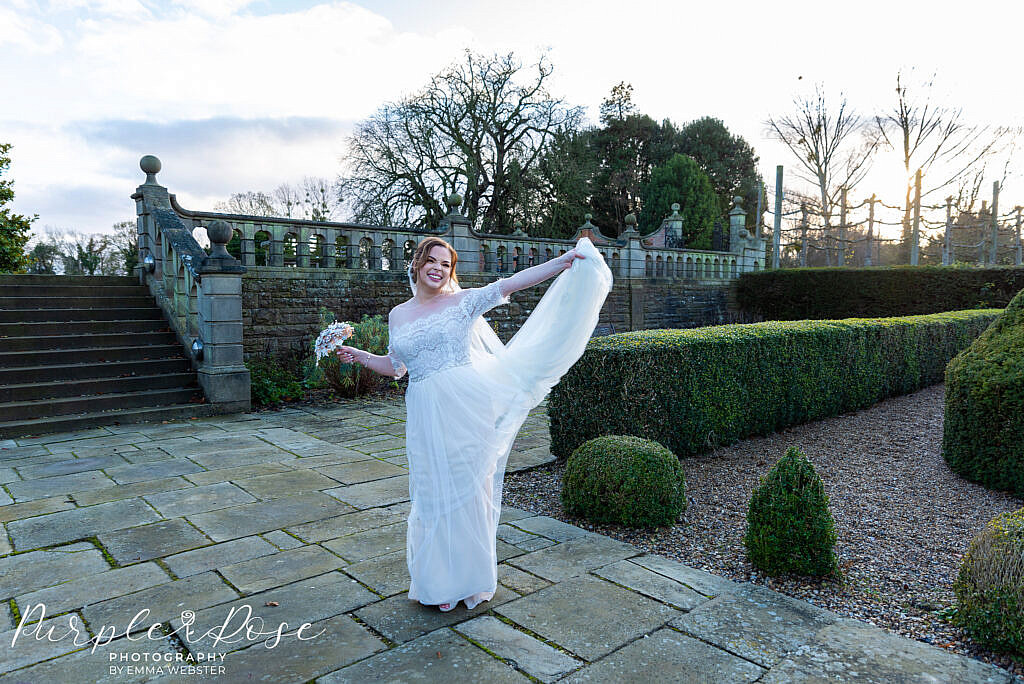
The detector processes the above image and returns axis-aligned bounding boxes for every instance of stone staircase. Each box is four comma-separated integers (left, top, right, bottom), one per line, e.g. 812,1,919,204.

0,274,212,438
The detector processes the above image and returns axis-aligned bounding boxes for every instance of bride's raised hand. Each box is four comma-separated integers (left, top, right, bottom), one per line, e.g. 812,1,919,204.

335,345,363,364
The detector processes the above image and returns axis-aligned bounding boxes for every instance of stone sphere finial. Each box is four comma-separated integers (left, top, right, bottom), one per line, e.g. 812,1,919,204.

671,203,680,212
624,213,637,227
732,195,743,206
446,193,463,211
584,213,593,222
140,155,161,184
206,220,233,259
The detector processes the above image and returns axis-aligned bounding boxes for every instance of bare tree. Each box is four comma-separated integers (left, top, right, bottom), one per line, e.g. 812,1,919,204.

213,191,277,217
342,50,583,231
299,176,340,222
766,83,879,265
875,70,1013,261
272,183,302,218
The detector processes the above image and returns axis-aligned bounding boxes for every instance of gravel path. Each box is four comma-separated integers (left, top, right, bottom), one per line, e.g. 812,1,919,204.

503,384,1024,679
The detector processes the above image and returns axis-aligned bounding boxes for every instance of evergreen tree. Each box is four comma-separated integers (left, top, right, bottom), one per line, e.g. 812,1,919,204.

0,143,36,273
638,154,719,248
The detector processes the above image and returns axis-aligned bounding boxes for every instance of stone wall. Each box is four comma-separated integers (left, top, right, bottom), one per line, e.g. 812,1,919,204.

242,267,739,358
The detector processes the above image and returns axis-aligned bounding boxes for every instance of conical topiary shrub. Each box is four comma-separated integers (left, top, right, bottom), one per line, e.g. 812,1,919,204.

561,435,686,528
953,508,1024,658
744,447,838,577
943,287,1024,495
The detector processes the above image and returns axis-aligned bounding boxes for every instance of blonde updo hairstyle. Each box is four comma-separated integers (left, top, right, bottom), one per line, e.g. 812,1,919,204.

409,237,459,288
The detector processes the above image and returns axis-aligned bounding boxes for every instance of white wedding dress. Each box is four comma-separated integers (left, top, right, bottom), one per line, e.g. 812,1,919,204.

386,237,613,609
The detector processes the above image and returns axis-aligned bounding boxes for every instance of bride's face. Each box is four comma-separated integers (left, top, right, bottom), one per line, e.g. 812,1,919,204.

417,245,453,293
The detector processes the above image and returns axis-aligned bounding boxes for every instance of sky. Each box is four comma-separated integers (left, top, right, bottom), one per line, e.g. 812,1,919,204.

4,0,1024,241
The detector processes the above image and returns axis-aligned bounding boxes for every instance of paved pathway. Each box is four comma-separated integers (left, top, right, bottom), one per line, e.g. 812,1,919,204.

0,401,1014,683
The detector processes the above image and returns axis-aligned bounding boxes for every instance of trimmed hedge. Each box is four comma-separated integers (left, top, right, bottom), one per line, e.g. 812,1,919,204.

736,266,1024,320
943,288,1024,495
744,447,838,577
549,309,1000,461
561,435,686,528
953,508,1024,657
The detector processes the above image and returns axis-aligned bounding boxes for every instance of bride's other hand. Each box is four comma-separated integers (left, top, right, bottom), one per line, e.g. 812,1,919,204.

560,249,585,269
336,346,362,364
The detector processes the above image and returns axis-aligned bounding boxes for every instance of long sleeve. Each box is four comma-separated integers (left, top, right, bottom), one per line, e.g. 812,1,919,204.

386,324,407,380
463,278,511,319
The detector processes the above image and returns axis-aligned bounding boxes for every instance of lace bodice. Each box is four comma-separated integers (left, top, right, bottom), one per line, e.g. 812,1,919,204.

387,278,510,382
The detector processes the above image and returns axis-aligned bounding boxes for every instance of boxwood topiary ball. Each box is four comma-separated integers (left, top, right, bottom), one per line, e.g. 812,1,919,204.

943,287,1024,496
561,435,686,528
953,508,1024,657
744,447,838,577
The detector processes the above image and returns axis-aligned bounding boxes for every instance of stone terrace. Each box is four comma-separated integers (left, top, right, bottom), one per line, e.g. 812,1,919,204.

0,403,1014,683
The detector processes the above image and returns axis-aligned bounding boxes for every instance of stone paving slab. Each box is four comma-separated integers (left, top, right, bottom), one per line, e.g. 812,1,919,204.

218,544,346,594
183,461,293,486
7,497,161,550
325,474,410,509
143,481,256,517
497,574,680,661
317,458,407,484
155,613,384,684
511,515,592,541
169,571,378,656
186,492,354,541
81,571,238,638
342,549,410,596
0,490,11,506
233,468,341,499
593,559,709,612
455,614,583,682
760,618,1015,684
631,552,738,598
508,533,639,582
0,533,11,557
104,458,205,484
0,634,179,684
73,475,193,507
15,454,128,479
6,469,116,501
186,447,296,470
354,586,518,644
286,506,406,543
261,529,303,549
562,627,766,683
671,583,838,668
322,521,406,562
0,546,110,598
16,561,169,618
163,536,279,578
497,563,551,595
323,624,527,683
0,466,17,483
0,614,95,675
97,517,211,564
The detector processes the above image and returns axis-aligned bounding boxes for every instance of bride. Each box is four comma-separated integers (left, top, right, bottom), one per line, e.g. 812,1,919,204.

335,235,612,611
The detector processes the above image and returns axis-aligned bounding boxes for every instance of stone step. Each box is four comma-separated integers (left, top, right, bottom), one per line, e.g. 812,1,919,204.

0,331,179,352
0,358,192,385
0,284,150,297
0,295,155,309
0,372,198,403
0,274,138,286
0,307,164,323
0,402,219,439
0,387,204,421
0,319,169,337
0,344,184,369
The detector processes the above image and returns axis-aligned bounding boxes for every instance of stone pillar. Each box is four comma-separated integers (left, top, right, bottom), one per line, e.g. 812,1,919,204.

443,194,478,275
196,220,250,412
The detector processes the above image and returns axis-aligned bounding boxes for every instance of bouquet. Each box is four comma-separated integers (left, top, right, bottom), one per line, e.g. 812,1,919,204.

313,321,355,361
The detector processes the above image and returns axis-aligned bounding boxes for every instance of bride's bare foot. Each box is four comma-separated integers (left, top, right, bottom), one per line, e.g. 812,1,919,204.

438,602,454,612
